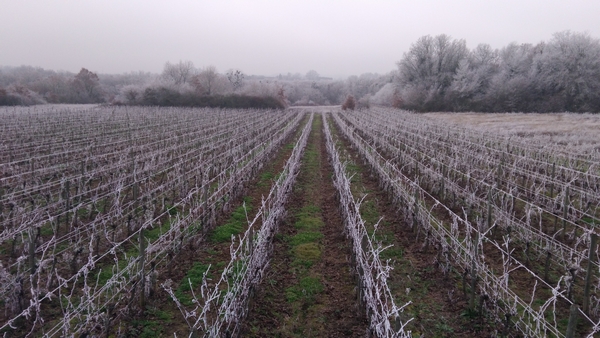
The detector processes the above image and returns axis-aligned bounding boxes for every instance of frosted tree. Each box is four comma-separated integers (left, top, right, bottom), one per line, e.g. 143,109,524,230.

162,60,196,85
446,44,498,111
483,43,540,111
72,68,103,103
533,31,600,112
396,34,468,110
226,69,245,92
194,66,228,95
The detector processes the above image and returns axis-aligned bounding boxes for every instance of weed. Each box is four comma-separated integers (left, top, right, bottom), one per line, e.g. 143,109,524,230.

288,232,323,246
211,200,252,243
291,244,321,271
380,247,404,260
166,205,178,216
176,262,210,305
285,276,323,303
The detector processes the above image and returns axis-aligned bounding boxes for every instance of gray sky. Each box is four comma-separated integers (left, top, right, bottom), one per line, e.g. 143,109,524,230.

1,0,599,79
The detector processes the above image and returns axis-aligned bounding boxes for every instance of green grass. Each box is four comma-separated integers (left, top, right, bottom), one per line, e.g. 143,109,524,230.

380,247,404,260
130,318,165,338
292,243,322,269
288,231,323,246
175,262,211,306
40,223,55,236
258,171,274,187
143,220,172,242
166,205,178,216
95,258,130,286
289,204,323,269
211,198,252,243
285,276,323,303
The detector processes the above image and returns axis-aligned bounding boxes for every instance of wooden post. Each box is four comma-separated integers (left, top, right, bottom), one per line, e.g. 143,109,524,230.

549,163,556,199
496,158,503,188
412,189,419,233
139,230,146,309
583,234,598,314
470,235,479,310
0,189,4,224
29,228,36,274
440,164,445,201
133,181,139,217
544,250,552,283
562,186,570,242
64,180,71,231
502,312,511,337
565,304,578,338
414,160,419,182
248,228,254,254
487,190,493,232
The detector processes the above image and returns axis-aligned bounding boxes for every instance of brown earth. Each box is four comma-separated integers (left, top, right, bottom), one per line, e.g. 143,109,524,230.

328,115,496,337
123,116,308,337
242,113,368,337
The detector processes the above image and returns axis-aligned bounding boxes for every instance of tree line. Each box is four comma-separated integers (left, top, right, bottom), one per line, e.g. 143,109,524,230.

2,30,598,112
396,31,600,113
0,61,396,109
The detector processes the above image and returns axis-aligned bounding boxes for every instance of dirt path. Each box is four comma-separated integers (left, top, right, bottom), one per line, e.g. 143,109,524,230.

243,113,367,337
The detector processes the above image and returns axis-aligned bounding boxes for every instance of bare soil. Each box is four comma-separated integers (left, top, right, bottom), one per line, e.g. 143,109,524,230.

242,114,368,337
329,115,497,337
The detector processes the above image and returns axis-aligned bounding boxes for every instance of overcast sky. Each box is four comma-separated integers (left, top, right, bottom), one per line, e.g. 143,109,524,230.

1,0,599,79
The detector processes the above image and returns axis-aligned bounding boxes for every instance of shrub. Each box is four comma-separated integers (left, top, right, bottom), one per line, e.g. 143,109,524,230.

341,95,356,110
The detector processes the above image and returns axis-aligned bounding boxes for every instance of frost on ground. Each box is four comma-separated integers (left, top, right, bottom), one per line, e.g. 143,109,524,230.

424,112,600,159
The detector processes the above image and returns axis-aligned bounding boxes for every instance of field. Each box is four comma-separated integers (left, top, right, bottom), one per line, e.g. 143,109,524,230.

1,106,599,337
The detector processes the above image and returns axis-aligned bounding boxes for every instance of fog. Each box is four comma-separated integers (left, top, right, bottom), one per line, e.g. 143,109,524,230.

1,0,600,78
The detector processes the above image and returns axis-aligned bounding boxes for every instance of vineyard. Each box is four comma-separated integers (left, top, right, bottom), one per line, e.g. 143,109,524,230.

1,105,599,337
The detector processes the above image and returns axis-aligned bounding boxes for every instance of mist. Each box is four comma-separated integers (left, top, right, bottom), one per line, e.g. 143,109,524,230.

2,0,600,78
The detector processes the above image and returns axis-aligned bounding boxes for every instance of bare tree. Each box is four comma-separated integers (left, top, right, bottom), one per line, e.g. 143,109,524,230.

397,34,468,110
72,68,102,103
196,66,219,95
226,69,245,92
162,60,195,85
305,70,320,80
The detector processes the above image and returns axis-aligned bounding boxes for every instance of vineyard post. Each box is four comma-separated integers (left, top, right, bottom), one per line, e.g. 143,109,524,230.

248,228,254,254
487,190,493,232
65,180,71,232
549,163,556,199
562,186,570,242
440,164,446,201
104,303,114,338
29,227,36,274
565,304,578,338
0,188,3,224
470,234,479,310
496,158,503,188
568,266,577,301
414,160,419,182
394,315,403,333
11,235,17,259
79,160,85,203
502,313,511,337
583,233,597,314
544,249,552,282
139,230,146,309
412,189,419,233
